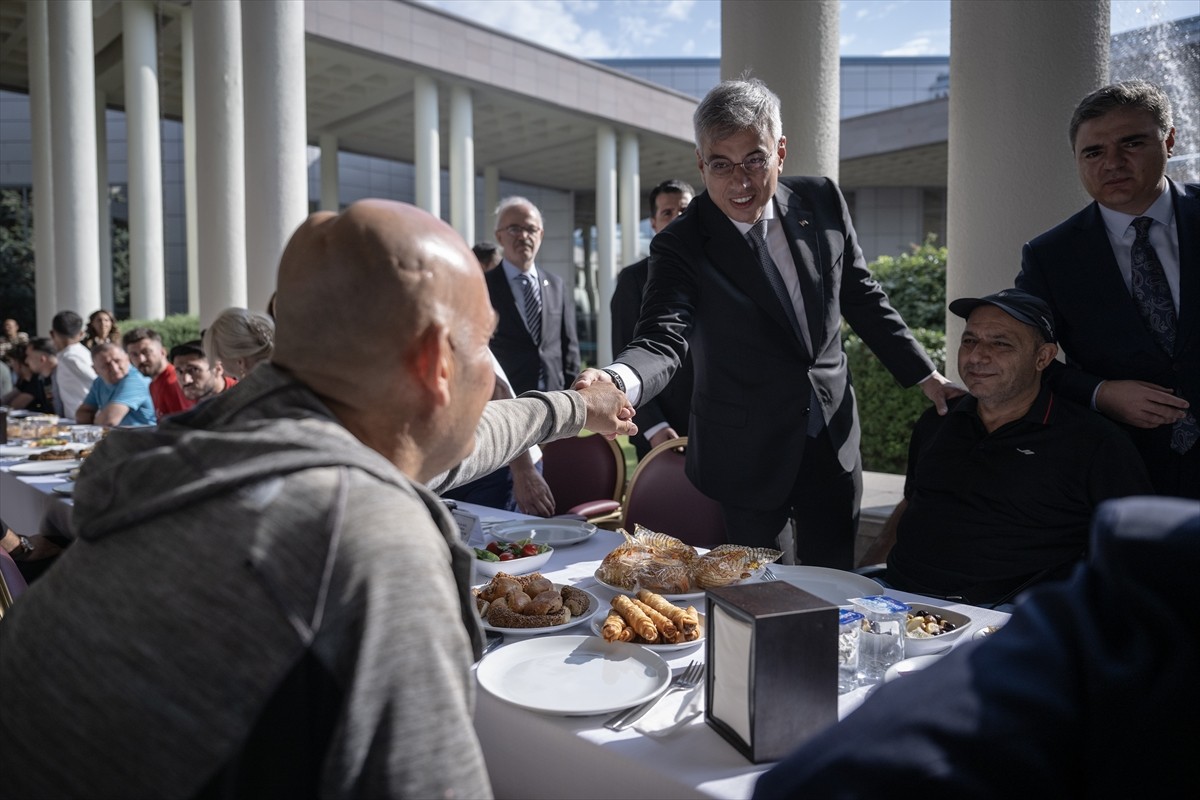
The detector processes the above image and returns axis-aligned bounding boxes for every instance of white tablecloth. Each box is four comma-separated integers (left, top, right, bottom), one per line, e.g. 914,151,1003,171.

459,502,1012,800
0,455,73,534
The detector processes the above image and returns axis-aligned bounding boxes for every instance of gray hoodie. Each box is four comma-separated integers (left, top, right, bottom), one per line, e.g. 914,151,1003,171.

0,364,586,799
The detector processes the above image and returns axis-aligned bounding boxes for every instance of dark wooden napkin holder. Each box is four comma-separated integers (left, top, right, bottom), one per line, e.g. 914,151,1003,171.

704,581,837,763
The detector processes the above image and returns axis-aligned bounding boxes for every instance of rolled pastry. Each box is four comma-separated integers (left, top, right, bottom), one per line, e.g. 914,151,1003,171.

631,598,679,643
601,611,634,643
636,590,696,639
612,595,658,642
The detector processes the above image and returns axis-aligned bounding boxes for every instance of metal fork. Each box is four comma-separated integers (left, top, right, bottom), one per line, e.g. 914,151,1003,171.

604,660,704,731
761,567,778,581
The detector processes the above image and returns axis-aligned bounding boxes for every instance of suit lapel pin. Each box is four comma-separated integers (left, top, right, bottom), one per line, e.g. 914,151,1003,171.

799,220,810,228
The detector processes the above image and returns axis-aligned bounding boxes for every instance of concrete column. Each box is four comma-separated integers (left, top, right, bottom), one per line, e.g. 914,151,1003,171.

123,0,166,320
619,131,640,266
413,75,440,217
946,0,1108,378
27,0,55,332
449,85,475,244
483,165,499,238
96,90,112,313
595,125,618,366
721,0,839,178
181,6,199,316
319,132,339,211
193,0,247,324
47,0,101,316
242,0,308,313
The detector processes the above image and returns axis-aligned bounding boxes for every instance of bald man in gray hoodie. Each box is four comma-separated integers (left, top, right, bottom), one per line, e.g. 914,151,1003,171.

0,200,635,799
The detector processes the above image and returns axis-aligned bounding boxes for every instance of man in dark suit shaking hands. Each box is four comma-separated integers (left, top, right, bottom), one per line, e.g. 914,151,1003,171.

487,197,581,394
578,78,961,568
1017,81,1198,499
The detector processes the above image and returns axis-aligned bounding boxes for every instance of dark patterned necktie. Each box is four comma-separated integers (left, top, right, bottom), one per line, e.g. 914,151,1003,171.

747,221,823,436
520,273,542,345
747,221,802,339
1130,216,1197,454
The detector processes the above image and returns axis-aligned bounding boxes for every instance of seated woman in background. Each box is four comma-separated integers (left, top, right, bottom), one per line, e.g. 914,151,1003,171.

83,309,120,351
203,307,275,381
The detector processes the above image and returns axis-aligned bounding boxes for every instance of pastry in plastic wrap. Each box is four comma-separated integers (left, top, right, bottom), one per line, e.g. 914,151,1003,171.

693,544,783,589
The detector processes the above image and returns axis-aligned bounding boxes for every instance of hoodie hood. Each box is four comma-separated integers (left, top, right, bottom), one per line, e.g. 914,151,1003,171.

73,364,409,542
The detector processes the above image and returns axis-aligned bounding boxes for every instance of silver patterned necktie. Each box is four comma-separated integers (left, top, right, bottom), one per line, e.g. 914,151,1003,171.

520,272,542,345
1130,216,1197,454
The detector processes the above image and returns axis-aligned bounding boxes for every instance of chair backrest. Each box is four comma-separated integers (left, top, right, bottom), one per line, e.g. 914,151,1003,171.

621,437,727,549
540,434,626,517
0,548,28,618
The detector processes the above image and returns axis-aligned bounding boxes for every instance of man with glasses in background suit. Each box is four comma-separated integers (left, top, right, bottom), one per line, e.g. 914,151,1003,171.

486,197,581,395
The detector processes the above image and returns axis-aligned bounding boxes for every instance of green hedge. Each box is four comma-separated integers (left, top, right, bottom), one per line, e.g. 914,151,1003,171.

867,234,947,330
117,314,201,351
846,326,946,475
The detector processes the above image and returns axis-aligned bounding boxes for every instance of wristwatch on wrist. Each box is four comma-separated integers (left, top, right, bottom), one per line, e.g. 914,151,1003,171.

601,368,626,393
12,534,35,560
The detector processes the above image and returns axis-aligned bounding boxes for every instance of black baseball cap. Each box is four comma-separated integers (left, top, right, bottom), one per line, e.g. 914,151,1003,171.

949,289,1057,343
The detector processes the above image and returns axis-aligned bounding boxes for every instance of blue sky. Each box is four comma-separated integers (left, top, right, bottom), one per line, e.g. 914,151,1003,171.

417,0,1198,58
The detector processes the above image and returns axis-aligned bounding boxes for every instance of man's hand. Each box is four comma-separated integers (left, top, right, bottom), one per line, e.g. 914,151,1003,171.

648,427,681,448
573,367,611,391
1096,379,1189,428
576,380,637,439
920,371,967,415
510,457,556,517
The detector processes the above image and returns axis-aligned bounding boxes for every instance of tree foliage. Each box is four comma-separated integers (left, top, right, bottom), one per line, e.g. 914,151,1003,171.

0,188,36,330
868,234,947,332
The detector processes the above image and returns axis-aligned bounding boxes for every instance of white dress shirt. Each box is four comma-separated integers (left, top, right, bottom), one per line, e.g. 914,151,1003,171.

53,341,97,419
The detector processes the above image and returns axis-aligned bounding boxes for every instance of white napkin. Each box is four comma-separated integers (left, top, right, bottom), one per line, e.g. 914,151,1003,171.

632,686,705,738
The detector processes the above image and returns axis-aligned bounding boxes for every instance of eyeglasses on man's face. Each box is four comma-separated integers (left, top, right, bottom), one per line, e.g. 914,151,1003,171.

702,152,773,178
501,224,542,238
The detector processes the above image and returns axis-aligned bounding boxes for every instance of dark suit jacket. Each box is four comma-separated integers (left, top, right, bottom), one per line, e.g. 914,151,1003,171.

617,177,934,509
485,265,580,394
610,256,693,458
1017,179,1199,490
754,495,1200,799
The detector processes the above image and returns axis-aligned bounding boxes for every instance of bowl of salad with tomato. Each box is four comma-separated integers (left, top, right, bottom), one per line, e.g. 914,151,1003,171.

472,538,554,577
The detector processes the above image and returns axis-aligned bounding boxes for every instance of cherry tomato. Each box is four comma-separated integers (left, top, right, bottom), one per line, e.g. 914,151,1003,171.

486,541,502,555
498,552,515,561
521,543,541,557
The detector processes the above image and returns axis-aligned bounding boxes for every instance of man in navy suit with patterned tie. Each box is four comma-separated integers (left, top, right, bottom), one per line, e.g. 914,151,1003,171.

485,197,580,395
1017,80,1199,499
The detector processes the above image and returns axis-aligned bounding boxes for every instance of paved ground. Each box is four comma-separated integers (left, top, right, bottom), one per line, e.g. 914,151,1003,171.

857,470,905,567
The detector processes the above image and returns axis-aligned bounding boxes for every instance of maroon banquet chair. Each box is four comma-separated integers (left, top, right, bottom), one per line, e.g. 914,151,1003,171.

620,437,727,549
539,433,626,526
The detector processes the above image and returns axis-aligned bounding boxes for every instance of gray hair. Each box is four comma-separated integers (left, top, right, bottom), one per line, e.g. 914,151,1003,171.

1069,80,1173,150
202,307,275,373
494,196,543,226
693,78,782,150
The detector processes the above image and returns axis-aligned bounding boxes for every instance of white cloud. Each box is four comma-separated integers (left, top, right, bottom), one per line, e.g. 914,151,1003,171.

618,14,672,51
882,36,934,56
664,0,697,22
856,8,869,20
681,38,696,54
419,0,620,57
840,34,857,48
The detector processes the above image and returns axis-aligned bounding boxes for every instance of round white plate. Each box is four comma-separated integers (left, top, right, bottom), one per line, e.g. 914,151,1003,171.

53,482,75,495
9,459,83,475
476,634,671,715
591,569,762,601
489,519,598,547
884,654,945,682
590,610,705,650
476,586,602,636
767,565,884,605
1,444,47,457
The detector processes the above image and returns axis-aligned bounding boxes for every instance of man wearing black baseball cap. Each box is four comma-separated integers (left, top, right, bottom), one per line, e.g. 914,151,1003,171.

870,288,1152,606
